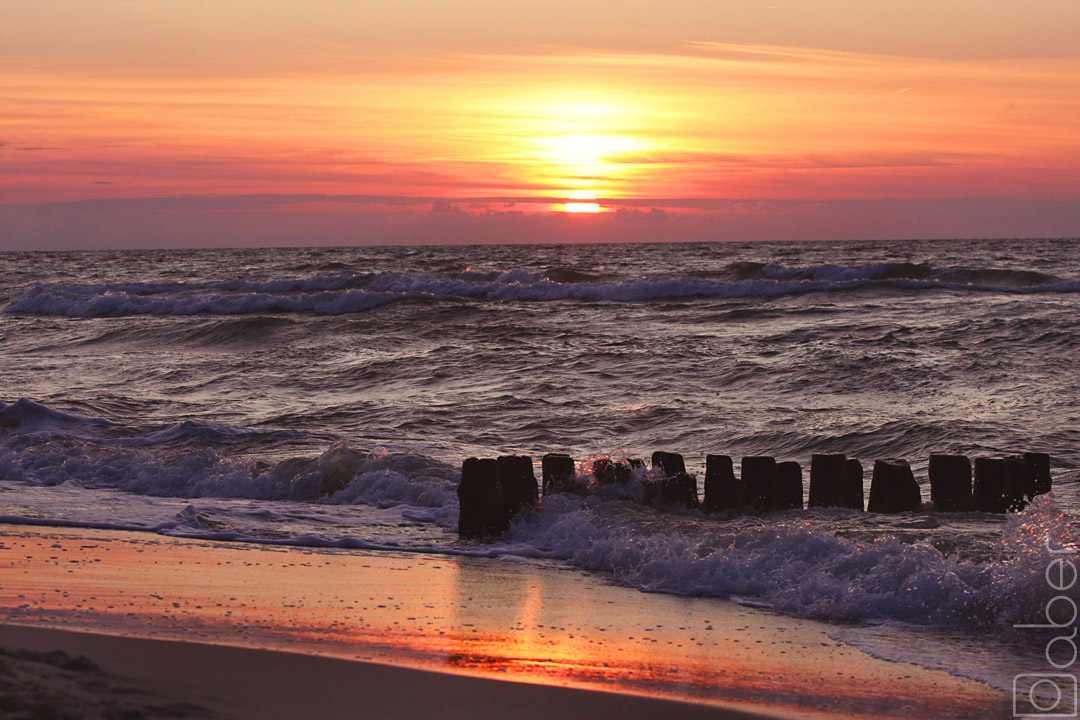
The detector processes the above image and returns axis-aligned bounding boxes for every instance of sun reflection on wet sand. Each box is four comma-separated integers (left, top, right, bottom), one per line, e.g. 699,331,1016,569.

0,525,1010,719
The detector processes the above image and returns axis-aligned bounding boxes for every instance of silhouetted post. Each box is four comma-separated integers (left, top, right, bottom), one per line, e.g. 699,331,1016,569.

773,461,803,510
458,457,504,539
742,456,777,512
1005,456,1029,512
615,458,644,484
845,459,864,511
542,453,576,496
651,451,697,508
704,454,741,512
973,458,1010,513
593,458,616,484
928,454,972,512
809,454,847,508
1024,452,1053,498
867,459,920,513
652,451,686,477
498,455,538,525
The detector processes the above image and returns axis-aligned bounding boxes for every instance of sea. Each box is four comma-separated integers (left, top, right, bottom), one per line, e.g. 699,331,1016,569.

1,238,1078,704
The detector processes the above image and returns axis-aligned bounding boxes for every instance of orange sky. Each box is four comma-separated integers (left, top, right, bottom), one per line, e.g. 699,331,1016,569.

1,1,1078,247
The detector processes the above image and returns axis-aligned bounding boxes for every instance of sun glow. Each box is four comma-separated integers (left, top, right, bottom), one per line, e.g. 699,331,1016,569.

534,131,648,200
561,191,601,213
540,133,643,175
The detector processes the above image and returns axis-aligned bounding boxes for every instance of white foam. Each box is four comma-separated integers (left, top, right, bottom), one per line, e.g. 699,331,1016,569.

3,398,1076,632
7,264,1078,317
496,493,1077,628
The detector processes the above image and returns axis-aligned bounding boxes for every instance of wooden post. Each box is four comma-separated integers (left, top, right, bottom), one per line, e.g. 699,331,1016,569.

845,459,864,511
541,453,576,496
973,458,1010,513
457,457,504,539
497,455,538,526
867,459,920,513
742,456,777,512
1005,456,1029,512
928,454,972,512
1024,452,1053,498
809,453,847,508
773,461,803,510
703,454,741,512
651,451,698,508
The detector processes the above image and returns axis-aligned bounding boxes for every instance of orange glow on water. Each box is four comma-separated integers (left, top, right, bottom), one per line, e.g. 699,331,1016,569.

0,527,1009,718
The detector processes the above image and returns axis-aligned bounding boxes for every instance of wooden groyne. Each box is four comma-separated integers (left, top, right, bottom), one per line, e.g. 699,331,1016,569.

457,450,1053,539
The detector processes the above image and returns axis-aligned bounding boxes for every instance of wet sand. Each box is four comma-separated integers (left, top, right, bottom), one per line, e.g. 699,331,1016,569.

0,524,1012,719
0,623,772,720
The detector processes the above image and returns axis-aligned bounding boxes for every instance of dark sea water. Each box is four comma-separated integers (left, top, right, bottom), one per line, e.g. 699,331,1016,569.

1,238,1078,699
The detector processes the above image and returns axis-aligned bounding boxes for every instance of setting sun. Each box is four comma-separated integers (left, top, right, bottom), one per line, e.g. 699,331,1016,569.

561,191,601,213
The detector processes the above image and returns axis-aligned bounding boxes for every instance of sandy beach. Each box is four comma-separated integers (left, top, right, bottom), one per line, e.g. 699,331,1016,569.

0,523,1012,719
1,623,770,720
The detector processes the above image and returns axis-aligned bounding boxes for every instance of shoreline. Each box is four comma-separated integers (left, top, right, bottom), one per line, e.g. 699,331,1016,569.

0,522,1012,719
0,623,769,720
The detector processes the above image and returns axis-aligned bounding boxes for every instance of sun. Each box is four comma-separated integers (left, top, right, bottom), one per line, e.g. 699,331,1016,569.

536,133,644,212
561,191,600,213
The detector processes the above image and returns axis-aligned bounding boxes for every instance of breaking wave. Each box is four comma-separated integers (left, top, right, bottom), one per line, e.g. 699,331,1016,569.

2,397,1075,632
5,261,1078,317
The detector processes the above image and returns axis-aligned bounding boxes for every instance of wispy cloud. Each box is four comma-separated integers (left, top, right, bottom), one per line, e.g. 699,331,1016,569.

679,41,881,66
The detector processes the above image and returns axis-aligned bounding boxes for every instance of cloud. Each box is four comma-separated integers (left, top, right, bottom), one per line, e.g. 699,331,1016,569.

681,42,880,66
1,194,1077,251
613,207,668,222
19,146,61,151
431,198,465,215
608,150,955,170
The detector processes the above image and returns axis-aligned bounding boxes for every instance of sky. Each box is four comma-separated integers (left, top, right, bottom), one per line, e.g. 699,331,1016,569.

1,0,1078,249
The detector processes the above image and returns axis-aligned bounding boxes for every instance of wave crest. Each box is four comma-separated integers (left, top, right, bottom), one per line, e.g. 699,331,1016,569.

5,261,1077,317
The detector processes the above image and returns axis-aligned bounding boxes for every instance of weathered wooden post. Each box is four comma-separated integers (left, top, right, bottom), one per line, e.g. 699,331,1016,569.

651,451,698,508
1005,456,1029,512
741,456,777,512
845,458,864,511
498,455,538,525
773,461,803,510
867,459,921,513
928,454,972,512
809,453,847,508
541,452,576,496
703,454,741,511
592,457,615,485
652,451,686,477
458,457,504,539
972,458,1010,513
616,458,644,484
1024,452,1053,498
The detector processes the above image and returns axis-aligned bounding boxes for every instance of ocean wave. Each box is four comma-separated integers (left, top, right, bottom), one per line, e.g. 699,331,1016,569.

5,261,1078,317
0,398,458,509
3,398,1076,630
0,397,117,434
500,492,1075,628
